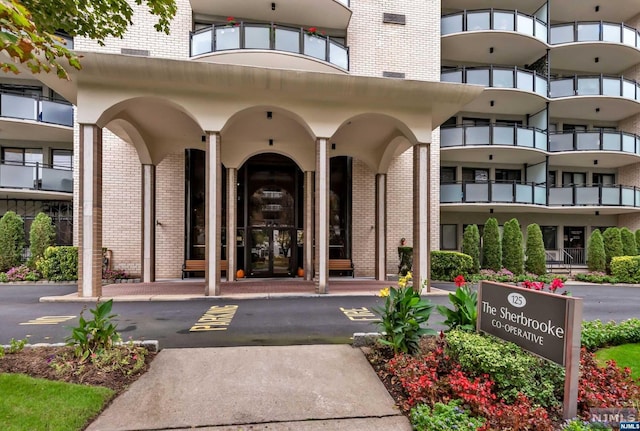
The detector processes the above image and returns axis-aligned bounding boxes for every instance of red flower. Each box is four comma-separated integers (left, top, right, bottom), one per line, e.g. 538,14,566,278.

308,27,317,33
454,274,466,288
550,278,564,293
226,16,238,26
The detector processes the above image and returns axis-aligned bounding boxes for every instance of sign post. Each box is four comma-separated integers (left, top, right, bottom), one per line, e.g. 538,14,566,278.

477,281,583,419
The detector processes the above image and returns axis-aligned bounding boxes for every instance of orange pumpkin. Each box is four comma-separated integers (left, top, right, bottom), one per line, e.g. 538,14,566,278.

236,269,245,279
297,267,304,277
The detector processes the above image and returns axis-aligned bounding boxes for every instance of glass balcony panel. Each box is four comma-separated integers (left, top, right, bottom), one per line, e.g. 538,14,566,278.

493,69,514,88
516,127,534,148
535,130,547,150
602,187,621,205
441,70,462,83
466,183,489,201
516,14,534,36
516,70,533,91
602,24,621,43
441,184,463,203
275,28,300,53
465,126,490,145
549,187,572,205
577,23,600,41
493,11,515,31
550,25,574,44
534,75,547,96
622,134,636,153
441,14,463,35
215,27,240,51
602,132,621,151
622,80,636,99
441,127,463,147
304,34,327,60
494,126,515,145
636,190,640,206
466,69,490,86
515,184,533,203
191,29,212,55
622,187,635,206
549,133,573,151
576,187,599,205
1,94,37,120
41,168,73,192
602,78,621,96
623,27,636,46
329,42,348,69
40,101,73,126
534,21,547,42
493,183,514,202
550,79,574,97
576,132,600,150
577,77,600,95
534,185,546,204
0,164,35,189
467,12,490,31
245,26,271,49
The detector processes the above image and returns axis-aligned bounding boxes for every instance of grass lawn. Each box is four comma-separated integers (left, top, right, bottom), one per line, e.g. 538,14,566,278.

0,373,114,431
595,343,640,381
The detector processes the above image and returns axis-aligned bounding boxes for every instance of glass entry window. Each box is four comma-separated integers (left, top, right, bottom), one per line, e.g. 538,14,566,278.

250,228,294,276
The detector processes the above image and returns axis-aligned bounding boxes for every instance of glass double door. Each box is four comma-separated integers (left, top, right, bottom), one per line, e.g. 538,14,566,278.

249,227,295,276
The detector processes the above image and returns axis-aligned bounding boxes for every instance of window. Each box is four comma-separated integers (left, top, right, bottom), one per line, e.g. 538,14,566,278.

1,148,43,166
442,116,457,127
462,117,490,126
592,173,614,186
462,168,488,183
548,171,557,187
563,124,587,132
440,224,457,250
540,226,557,249
495,169,522,183
563,172,586,186
440,167,456,183
52,150,72,170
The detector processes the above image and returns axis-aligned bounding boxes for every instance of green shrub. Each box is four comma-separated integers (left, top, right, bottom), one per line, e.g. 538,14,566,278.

603,227,623,272
621,227,637,256
636,229,640,255
587,229,606,273
502,218,524,275
574,271,617,284
462,224,480,274
398,246,412,276
610,255,640,283
482,218,501,271
0,211,25,272
28,212,56,268
36,246,78,281
562,419,612,430
67,299,121,360
431,251,473,281
581,318,640,351
411,401,485,431
445,330,564,407
525,223,546,275
437,280,477,332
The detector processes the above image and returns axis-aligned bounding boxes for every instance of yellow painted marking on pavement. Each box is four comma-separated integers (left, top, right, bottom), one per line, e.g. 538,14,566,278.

190,305,238,332
340,307,379,321
20,316,76,325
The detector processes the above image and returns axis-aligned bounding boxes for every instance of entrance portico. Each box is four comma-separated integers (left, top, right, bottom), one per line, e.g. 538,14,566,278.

48,52,482,297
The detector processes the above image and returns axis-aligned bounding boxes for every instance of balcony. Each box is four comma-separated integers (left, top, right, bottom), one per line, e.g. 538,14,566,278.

550,21,640,74
549,130,640,167
0,162,73,197
0,90,73,127
549,184,640,209
441,66,547,114
549,75,640,121
190,22,348,73
441,181,546,205
441,9,548,65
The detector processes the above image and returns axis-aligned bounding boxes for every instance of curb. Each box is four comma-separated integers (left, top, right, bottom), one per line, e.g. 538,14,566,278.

352,332,382,347
1,340,160,353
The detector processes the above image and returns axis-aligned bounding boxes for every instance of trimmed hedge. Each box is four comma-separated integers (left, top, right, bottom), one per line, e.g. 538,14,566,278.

431,251,473,281
603,227,623,272
581,318,640,351
586,229,606,273
482,218,501,271
525,223,546,275
610,255,640,283
0,211,25,272
28,212,56,268
621,227,637,256
462,224,480,274
36,246,78,281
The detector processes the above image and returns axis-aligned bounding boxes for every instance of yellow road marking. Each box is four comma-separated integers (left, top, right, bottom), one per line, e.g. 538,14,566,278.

190,305,238,332
20,316,76,325
340,307,379,321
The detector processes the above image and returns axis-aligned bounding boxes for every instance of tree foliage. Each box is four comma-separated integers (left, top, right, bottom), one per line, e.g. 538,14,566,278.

0,211,25,271
603,227,623,272
502,218,524,275
620,227,637,256
0,0,176,79
462,224,480,274
587,229,606,272
525,223,546,276
482,218,501,271
28,212,56,267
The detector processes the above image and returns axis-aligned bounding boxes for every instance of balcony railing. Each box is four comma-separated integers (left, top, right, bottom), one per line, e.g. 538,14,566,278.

441,124,547,151
550,75,640,100
0,162,73,194
441,66,547,97
549,130,640,155
190,22,349,70
441,9,548,42
441,181,547,205
0,90,73,127
549,184,640,207
550,21,640,48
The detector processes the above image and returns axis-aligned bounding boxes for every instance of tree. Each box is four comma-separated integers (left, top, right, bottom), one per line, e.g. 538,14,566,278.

525,223,546,275
462,224,480,274
0,0,176,79
587,229,606,272
0,211,25,271
620,227,637,256
636,229,640,255
602,227,623,272
28,212,56,267
482,218,501,272
502,218,524,275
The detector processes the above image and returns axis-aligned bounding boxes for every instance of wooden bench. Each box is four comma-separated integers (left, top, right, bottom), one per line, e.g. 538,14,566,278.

329,259,355,277
182,260,228,279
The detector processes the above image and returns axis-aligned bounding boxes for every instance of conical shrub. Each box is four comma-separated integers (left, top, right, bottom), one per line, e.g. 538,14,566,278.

603,227,623,272
525,223,546,275
620,227,637,256
0,211,25,272
462,224,480,274
502,218,524,275
587,229,606,272
482,218,502,271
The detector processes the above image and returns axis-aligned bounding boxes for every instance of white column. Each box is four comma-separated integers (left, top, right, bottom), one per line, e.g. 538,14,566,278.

205,132,222,296
304,170,314,281
315,138,329,293
413,143,430,292
141,164,156,283
375,173,387,281
226,167,237,281
78,124,103,297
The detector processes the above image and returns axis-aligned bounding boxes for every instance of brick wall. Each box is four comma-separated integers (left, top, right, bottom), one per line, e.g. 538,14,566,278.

351,159,376,276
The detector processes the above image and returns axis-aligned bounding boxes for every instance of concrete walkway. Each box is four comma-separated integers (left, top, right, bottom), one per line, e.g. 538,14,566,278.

86,345,411,431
